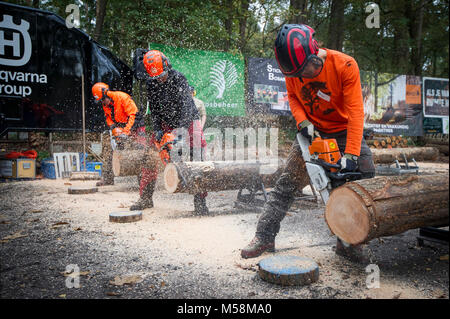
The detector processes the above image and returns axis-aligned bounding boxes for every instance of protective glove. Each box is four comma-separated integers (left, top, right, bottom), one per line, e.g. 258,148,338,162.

338,153,358,172
155,130,164,143
118,134,129,140
297,120,313,144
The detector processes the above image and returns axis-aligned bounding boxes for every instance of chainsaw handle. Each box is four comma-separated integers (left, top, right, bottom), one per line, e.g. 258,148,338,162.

327,171,362,181
311,158,341,170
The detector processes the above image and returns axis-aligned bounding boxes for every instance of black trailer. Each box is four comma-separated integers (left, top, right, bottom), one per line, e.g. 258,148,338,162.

0,2,133,137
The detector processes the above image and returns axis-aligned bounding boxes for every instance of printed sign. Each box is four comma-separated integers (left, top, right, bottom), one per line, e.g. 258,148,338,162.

423,77,449,118
247,57,291,115
149,43,245,117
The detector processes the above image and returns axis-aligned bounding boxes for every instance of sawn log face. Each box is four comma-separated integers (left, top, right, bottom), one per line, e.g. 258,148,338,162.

325,174,449,245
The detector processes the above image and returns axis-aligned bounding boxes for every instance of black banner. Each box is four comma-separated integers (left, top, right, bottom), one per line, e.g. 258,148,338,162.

247,57,291,116
423,77,449,118
0,2,132,135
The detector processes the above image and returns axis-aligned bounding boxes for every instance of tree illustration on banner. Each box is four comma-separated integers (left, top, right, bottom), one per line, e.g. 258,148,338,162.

210,60,238,99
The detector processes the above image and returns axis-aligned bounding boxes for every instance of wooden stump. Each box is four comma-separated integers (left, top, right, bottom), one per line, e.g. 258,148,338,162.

258,255,320,286
325,174,449,245
109,211,143,223
68,186,98,194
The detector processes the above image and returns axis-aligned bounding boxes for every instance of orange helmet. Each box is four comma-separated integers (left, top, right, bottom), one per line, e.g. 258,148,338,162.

143,50,171,79
92,82,109,101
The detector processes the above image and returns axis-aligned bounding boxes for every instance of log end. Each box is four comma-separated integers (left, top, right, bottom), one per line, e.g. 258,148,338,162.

325,186,371,245
112,151,121,177
164,163,181,193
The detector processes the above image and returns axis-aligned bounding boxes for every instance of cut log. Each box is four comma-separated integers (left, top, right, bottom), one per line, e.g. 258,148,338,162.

112,149,161,176
425,143,449,156
371,147,439,163
325,174,449,245
424,134,449,146
164,160,283,194
69,171,101,180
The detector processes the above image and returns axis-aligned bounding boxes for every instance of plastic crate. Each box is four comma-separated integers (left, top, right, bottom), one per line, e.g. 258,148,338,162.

41,158,56,179
86,161,102,177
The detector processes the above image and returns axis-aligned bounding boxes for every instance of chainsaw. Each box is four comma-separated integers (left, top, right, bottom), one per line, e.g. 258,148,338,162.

155,132,178,165
109,127,130,151
296,131,362,205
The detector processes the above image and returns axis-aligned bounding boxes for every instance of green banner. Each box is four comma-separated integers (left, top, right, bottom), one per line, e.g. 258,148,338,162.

149,43,245,117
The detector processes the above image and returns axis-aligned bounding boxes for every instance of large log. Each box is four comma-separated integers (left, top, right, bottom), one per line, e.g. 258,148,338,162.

425,143,449,156
164,160,283,194
325,174,449,245
424,134,449,146
371,147,439,163
112,149,161,176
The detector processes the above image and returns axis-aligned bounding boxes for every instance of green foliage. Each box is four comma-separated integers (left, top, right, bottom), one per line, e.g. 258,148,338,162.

6,0,449,76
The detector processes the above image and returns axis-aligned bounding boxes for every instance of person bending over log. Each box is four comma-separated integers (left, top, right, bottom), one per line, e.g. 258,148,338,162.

129,49,208,215
241,24,376,262
92,82,145,186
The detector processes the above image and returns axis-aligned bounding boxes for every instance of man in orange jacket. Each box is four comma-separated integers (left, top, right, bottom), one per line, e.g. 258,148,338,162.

92,82,142,185
241,24,375,262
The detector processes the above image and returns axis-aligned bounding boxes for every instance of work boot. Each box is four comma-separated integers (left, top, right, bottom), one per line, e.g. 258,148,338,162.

96,178,114,187
334,238,369,264
130,182,155,211
241,236,275,259
193,194,209,215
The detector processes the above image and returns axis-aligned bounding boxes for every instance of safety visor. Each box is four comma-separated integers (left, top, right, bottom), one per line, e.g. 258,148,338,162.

95,96,111,108
298,55,323,79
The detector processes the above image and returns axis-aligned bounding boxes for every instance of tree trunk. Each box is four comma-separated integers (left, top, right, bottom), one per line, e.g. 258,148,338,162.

327,0,345,51
93,0,108,42
112,149,161,177
164,160,283,194
325,174,449,245
370,147,439,163
223,0,234,51
410,0,426,76
289,0,308,24
238,0,250,53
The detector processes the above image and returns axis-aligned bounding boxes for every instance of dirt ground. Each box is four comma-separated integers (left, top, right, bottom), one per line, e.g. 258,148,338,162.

0,161,448,300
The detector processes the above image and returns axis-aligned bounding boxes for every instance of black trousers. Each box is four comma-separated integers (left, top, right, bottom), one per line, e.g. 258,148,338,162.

256,130,376,241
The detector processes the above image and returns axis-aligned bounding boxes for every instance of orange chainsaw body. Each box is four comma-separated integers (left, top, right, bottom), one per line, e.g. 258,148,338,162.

308,137,341,171
155,132,176,165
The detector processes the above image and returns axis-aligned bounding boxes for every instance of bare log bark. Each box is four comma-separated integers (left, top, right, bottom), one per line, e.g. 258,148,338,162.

112,149,161,177
425,144,449,156
325,174,449,245
164,160,283,194
371,147,439,163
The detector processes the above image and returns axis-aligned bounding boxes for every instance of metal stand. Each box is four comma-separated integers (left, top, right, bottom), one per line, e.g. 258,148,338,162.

417,226,449,247
234,176,267,212
375,153,419,176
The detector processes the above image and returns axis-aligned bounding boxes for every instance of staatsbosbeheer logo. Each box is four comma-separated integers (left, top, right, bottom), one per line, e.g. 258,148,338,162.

210,60,238,99
0,14,32,66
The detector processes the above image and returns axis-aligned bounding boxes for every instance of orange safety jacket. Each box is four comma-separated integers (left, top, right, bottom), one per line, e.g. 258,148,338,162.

285,49,365,156
102,91,138,135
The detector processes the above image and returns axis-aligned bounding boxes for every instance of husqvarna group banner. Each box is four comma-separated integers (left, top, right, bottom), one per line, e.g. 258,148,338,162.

247,57,291,116
0,2,132,134
149,43,245,117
